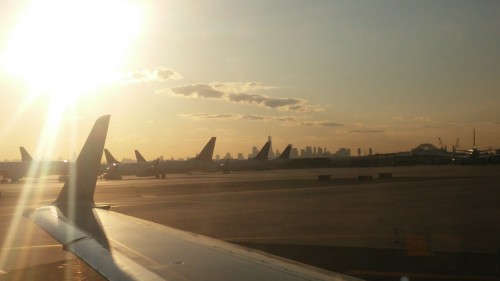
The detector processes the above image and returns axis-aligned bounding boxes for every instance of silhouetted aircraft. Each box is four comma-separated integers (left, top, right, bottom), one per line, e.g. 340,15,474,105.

0,147,68,183
24,115,359,281
219,141,271,173
159,137,216,174
103,149,162,179
452,128,496,164
268,144,293,168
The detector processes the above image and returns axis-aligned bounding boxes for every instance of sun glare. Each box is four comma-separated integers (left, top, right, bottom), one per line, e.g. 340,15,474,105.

0,3,143,268
1,0,143,99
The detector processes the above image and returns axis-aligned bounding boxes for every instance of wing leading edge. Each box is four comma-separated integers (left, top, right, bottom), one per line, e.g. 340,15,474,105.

24,115,362,281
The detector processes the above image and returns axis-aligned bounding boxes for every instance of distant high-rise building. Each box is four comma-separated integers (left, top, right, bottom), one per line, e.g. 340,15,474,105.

251,146,258,158
357,148,361,157
369,148,373,155
237,153,244,160
291,148,299,158
333,148,351,157
305,146,313,158
268,135,275,158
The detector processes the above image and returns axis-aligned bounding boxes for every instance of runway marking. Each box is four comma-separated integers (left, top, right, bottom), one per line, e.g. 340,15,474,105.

348,270,500,280
406,235,431,256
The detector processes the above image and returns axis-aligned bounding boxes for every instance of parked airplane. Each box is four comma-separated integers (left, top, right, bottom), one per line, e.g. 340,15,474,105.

452,128,496,163
0,161,25,183
19,147,70,181
24,115,359,281
159,137,216,174
0,147,69,183
219,141,271,173
103,149,163,179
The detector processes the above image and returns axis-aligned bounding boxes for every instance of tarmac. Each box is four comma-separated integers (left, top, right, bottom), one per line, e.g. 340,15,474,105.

1,165,500,281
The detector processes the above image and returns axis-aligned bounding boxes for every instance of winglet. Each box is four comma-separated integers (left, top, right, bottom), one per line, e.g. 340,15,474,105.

195,137,216,161
135,150,147,162
20,146,33,161
55,115,110,205
104,149,119,164
254,141,271,160
278,144,292,159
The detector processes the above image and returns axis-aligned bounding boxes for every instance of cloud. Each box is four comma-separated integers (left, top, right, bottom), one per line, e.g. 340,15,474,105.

170,84,224,99
349,129,385,133
301,121,343,127
179,113,342,127
420,124,447,129
394,115,431,122
122,67,182,83
161,82,318,112
211,82,272,93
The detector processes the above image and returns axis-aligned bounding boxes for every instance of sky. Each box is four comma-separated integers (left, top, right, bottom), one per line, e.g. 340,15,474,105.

0,0,499,161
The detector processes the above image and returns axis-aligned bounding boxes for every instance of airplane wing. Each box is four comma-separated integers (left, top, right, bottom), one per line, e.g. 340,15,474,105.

24,115,361,281
25,206,360,281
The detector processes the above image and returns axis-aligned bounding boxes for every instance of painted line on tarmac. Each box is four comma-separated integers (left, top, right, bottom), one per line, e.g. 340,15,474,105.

348,270,500,280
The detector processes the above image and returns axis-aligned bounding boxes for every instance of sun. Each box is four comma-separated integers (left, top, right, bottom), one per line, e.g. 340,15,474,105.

1,0,144,100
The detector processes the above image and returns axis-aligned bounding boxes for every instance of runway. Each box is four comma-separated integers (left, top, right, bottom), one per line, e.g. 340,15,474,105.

1,165,500,280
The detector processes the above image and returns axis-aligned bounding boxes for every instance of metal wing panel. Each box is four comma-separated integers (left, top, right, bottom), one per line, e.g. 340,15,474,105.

95,209,362,281
25,205,361,281
25,206,165,281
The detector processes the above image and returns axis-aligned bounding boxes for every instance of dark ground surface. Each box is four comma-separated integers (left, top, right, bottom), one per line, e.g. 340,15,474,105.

1,165,500,281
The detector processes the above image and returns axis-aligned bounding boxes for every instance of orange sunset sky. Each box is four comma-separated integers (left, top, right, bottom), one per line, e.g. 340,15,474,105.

0,0,499,161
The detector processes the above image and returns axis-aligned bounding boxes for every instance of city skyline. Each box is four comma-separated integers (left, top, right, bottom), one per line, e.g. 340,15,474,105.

0,1,499,161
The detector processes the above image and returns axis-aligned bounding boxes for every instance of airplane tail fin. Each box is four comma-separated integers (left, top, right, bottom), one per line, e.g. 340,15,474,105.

104,149,119,164
254,141,271,160
135,150,147,162
20,146,33,161
278,144,292,159
196,137,216,161
55,115,110,205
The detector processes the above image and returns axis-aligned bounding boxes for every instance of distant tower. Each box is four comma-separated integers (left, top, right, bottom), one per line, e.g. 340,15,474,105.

268,134,275,158
252,146,258,157
369,148,373,156
357,148,361,157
